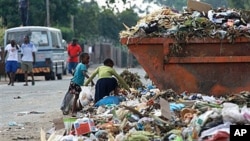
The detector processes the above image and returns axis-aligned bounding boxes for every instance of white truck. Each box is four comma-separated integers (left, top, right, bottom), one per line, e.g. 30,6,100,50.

4,26,66,81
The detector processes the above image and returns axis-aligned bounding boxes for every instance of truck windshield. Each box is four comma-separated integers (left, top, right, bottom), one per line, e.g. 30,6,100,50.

7,31,49,47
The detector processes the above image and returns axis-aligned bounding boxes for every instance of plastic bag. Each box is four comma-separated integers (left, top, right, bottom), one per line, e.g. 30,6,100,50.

79,86,95,106
221,102,245,123
241,105,250,123
95,96,125,107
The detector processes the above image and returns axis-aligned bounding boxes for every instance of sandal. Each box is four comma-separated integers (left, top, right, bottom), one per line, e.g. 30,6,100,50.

62,111,69,115
32,81,35,86
71,112,77,117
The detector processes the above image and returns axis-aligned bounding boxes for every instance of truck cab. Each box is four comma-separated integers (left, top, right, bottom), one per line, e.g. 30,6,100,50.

4,26,66,81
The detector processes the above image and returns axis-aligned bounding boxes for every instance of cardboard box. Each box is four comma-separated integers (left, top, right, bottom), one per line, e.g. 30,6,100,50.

73,118,96,135
187,0,212,13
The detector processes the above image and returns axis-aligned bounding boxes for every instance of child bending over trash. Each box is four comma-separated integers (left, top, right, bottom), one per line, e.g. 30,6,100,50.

84,58,131,103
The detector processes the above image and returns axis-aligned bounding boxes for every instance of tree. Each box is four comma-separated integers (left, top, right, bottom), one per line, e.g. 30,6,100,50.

28,0,46,26
0,0,20,27
98,9,120,42
49,0,78,27
117,9,139,32
74,0,100,44
227,0,250,9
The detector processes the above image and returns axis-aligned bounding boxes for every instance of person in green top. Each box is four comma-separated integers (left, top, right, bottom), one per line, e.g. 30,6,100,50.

84,58,131,103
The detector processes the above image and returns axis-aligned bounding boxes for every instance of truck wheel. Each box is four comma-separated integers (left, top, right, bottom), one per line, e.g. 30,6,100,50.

45,72,55,80
63,68,67,75
57,74,62,80
50,72,55,80
45,74,50,80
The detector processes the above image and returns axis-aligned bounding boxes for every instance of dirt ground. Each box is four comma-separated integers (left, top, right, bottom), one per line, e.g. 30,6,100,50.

0,110,62,141
0,77,68,141
0,66,148,141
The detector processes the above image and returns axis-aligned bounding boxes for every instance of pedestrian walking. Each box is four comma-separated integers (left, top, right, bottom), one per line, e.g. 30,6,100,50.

20,35,36,86
4,40,19,86
67,38,82,75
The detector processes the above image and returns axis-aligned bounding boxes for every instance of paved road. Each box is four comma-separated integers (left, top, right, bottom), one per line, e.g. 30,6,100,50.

0,75,71,128
0,65,148,128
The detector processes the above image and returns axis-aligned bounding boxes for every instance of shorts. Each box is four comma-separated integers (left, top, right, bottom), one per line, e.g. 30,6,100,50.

5,61,18,73
68,81,82,95
21,61,33,72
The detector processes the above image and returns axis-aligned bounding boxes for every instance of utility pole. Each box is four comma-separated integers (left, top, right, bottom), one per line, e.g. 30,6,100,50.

46,0,50,27
70,15,74,31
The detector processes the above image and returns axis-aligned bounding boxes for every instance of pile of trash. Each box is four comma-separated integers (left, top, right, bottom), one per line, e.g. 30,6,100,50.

43,2,250,141
44,84,250,141
119,5,250,43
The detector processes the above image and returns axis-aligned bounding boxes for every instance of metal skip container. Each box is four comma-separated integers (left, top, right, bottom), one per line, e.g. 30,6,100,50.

120,37,250,96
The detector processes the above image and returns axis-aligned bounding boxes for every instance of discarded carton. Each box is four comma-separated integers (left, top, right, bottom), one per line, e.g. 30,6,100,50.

187,0,212,13
73,118,96,135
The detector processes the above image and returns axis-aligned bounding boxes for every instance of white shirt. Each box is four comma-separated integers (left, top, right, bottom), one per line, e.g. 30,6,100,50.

5,44,19,61
20,42,36,62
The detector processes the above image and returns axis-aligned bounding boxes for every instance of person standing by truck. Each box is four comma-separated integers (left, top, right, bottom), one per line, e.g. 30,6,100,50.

4,40,19,86
67,38,82,75
20,35,36,86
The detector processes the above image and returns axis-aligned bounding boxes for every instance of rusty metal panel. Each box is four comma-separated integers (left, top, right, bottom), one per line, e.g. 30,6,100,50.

121,37,250,95
16,67,50,74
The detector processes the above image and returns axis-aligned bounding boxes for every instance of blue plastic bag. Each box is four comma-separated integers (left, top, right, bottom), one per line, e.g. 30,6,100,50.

95,96,125,107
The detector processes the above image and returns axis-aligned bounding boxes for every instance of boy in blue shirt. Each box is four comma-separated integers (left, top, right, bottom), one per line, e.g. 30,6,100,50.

61,52,94,117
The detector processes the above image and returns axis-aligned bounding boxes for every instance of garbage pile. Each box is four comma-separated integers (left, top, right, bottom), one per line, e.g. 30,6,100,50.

119,6,250,43
46,86,250,141
44,3,250,141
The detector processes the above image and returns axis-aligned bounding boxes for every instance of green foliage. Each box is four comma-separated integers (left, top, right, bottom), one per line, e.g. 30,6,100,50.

0,27,5,47
227,0,250,9
56,26,74,43
117,9,139,30
119,69,144,89
98,9,120,41
29,0,46,26
49,0,78,27
0,0,20,27
74,1,100,44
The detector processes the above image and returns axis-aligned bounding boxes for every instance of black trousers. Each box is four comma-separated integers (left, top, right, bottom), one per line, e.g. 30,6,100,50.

94,77,118,103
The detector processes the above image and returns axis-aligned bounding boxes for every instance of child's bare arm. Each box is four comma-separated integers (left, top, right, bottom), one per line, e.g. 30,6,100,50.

83,71,95,86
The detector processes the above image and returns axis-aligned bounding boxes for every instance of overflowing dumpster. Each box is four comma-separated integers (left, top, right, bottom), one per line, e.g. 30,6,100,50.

119,0,250,96
121,37,250,95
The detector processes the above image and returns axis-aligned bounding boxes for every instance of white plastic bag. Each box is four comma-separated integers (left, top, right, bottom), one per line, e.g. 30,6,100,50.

79,86,95,106
221,102,245,123
241,105,250,123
